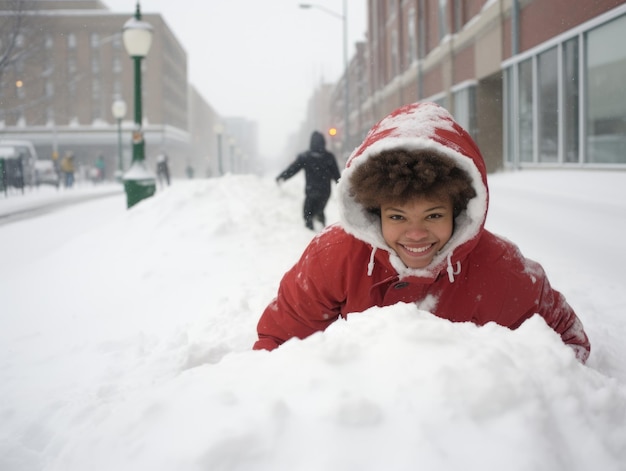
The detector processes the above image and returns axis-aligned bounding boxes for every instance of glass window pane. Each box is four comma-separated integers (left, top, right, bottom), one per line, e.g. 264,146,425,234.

438,0,448,41
586,14,626,164
454,88,469,130
518,58,533,162
453,86,477,138
563,38,580,163
537,47,558,162
505,67,514,164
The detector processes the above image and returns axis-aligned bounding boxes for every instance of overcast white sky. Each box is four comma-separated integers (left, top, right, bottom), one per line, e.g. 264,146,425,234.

102,0,367,159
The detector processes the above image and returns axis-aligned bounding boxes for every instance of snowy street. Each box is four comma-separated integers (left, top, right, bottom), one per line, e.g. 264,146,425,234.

1,170,625,471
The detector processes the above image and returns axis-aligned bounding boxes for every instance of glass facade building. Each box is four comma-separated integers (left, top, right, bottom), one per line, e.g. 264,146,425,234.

504,8,626,167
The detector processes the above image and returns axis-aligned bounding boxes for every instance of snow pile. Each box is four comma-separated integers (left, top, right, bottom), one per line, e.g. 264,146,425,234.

1,172,625,471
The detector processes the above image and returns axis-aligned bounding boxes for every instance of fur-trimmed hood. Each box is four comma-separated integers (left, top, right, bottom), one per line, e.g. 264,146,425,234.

337,102,489,281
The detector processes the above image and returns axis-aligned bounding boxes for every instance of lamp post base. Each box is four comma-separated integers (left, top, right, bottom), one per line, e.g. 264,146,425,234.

123,161,156,209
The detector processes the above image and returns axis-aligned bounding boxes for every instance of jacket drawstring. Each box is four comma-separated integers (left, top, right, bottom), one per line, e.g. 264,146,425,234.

446,253,461,283
367,247,377,276
368,246,460,281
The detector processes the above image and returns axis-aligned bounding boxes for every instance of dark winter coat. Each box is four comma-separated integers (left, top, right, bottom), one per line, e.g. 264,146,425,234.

277,131,341,196
254,102,590,363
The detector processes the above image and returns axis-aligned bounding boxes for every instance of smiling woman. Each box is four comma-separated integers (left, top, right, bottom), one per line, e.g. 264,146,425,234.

253,101,590,365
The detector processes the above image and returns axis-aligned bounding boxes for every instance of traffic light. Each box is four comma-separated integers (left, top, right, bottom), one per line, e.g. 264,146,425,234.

328,127,338,137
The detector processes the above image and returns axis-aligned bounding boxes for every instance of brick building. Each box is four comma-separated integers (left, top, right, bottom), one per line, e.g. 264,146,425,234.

0,0,252,180
318,0,626,172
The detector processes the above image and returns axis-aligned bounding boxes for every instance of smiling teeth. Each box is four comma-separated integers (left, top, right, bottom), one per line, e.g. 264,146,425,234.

405,245,430,253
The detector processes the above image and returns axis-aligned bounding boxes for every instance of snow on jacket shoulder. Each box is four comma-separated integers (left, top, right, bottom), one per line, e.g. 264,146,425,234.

254,102,590,362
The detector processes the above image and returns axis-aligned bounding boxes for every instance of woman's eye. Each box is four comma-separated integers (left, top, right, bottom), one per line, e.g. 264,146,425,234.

389,214,404,221
427,213,443,219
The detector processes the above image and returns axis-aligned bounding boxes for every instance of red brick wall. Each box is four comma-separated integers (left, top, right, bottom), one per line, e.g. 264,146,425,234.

453,44,475,84
466,0,488,20
520,0,624,51
423,64,443,97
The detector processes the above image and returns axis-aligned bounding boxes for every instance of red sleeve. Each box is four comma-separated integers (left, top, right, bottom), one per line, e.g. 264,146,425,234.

531,267,590,363
253,231,347,351
475,233,590,364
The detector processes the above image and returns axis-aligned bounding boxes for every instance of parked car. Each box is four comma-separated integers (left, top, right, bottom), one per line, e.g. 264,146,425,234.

34,160,60,188
0,140,39,187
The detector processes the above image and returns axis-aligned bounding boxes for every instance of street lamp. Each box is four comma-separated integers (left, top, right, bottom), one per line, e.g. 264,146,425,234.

213,123,224,176
111,98,127,182
299,1,349,158
121,1,155,208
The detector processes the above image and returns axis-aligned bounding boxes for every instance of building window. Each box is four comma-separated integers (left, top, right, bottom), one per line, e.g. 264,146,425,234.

91,56,100,74
68,57,77,75
438,0,448,41
92,79,101,102
418,0,426,58
45,81,54,98
391,29,399,76
453,0,463,33
563,37,579,163
67,33,76,49
517,58,533,163
585,14,626,164
113,56,122,74
453,84,477,138
407,7,416,65
504,67,515,165
537,47,558,163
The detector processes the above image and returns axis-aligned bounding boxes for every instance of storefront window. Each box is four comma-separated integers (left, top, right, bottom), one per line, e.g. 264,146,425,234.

586,14,626,164
518,58,534,163
563,37,580,163
504,67,515,165
453,85,477,138
537,47,558,162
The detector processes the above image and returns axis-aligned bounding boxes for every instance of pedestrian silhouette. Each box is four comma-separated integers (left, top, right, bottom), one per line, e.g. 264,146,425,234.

276,131,341,230
156,153,170,187
94,154,106,182
60,151,75,188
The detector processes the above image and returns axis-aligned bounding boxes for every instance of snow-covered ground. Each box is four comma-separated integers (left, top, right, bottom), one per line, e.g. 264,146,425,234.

1,170,625,471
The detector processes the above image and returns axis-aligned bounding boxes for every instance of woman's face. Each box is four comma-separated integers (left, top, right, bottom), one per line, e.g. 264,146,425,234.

381,196,454,269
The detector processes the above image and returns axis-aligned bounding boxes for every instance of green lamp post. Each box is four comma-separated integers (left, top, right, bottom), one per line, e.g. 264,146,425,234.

121,1,156,208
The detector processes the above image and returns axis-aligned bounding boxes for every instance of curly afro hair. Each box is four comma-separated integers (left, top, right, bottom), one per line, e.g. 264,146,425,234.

349,149,476,217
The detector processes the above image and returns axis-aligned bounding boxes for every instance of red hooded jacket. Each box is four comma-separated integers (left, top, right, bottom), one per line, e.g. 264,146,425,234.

254,102,590,362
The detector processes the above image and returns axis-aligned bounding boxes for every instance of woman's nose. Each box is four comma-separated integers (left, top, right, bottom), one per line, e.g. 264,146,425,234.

405,222,428,239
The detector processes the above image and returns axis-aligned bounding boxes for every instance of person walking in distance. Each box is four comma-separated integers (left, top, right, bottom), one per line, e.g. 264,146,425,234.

156,152,171,187
276,131,341,230
60,151,75,188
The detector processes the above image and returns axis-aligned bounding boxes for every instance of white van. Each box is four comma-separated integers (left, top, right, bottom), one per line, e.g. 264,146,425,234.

0,140,39,187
